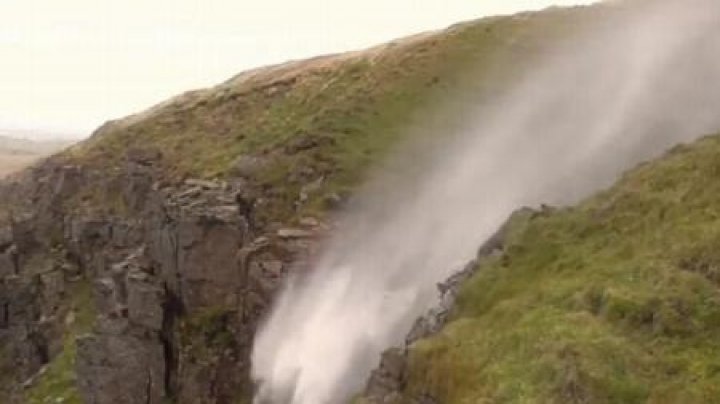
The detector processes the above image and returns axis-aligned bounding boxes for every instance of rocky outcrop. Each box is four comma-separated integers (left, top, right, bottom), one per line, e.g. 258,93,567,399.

0,148,327,403
0,213,74,401
362,208,535,404
76,252,167,404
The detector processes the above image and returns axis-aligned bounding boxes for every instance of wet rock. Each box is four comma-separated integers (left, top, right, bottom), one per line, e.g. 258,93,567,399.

365,348,407,400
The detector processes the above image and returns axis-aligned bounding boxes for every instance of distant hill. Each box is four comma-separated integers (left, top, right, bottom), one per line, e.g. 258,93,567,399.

0,132,75,177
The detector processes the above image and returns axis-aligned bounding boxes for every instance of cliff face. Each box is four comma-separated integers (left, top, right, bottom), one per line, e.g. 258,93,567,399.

0,152,326,403
0,4,618,404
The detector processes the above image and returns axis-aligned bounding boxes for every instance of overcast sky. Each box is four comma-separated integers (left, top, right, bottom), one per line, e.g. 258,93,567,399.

0,0,597,138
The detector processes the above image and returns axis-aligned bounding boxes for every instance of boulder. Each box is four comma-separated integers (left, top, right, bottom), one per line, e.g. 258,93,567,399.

229,155,267,178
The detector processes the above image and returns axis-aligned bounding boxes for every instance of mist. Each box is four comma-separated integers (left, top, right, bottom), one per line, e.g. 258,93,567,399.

251,1,720,403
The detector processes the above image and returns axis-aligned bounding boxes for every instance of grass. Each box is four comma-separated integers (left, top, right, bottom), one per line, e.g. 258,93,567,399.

399,135,720,403
61,5,599,222
25,281,96,404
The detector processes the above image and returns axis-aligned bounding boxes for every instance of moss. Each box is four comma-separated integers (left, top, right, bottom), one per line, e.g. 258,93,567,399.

398,134,720,403
25,281,95,404
179,307,237,361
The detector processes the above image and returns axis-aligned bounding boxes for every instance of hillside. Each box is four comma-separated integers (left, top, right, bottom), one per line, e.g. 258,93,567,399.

59,4,600,223
1,1,718,404
360,135,720,403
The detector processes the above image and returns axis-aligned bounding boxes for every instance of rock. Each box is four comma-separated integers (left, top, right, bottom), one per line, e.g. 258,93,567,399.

298,177,324,203
123,162,154,212
175,211,245,310
176,186,203,200
323,192,344,209
94,278,120,316
76,331,166,404
126,148,162,166
184,178,221,189
277,228,313,239
0,225,12,247
126,271,165,331
0,246,17,278
229,155,268,178
362,208,536,402
299,217,320,227
52,165,83,200
39,270,65,312
365,348,407,400
284,134,335,154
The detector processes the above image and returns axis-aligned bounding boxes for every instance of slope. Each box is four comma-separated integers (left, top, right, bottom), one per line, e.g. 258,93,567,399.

394,135,720,403
59,4,600,222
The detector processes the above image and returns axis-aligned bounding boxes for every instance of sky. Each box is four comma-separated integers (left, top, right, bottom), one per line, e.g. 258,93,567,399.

0,0,597,138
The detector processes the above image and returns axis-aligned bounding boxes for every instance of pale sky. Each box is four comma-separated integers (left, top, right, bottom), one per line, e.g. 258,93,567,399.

0,0,596,138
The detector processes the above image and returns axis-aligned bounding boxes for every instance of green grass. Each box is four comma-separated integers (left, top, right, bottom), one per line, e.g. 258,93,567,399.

61,5,598,221
25,281,95,404
399,135,720,404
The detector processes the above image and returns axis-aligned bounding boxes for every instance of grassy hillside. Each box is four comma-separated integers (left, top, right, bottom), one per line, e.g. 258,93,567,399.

401,135,720,403
61,4,601,221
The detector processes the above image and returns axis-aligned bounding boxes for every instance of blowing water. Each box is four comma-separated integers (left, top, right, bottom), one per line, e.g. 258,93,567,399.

252,1,720,402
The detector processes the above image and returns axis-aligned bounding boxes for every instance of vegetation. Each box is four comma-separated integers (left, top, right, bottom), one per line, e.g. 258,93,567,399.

179,306,237,360
402,135,720,403
26,281,95,404
63,5,600,221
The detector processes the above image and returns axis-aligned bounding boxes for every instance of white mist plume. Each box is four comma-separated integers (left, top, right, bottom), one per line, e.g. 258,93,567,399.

252,1,720,403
